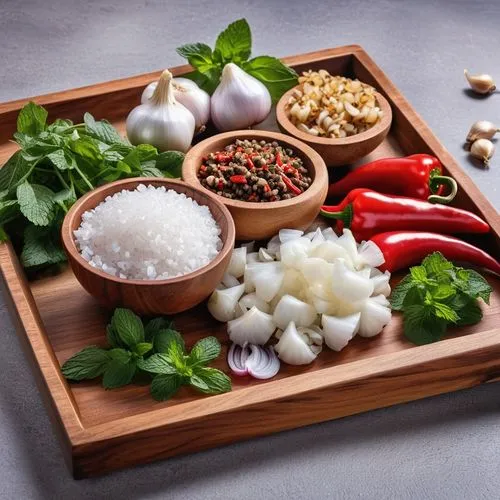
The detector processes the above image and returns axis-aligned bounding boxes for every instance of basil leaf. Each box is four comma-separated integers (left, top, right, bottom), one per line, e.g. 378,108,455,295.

242,56,298,103
190,367,231,394
102,359,137,389
20,224,66,268
17,102,48,136
0,151,33,193
137,353,177,375
155,150,184,178
188,336,221,366
16,181,55,226
83,113,126,145
62,346,110,381
214,18,251,63
111,308,145,348
150,373,183,401
176,43,215,73
181,70,218,94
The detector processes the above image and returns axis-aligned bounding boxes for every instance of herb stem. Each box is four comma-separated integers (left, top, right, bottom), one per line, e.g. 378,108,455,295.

74,164,94,191
53,168,70,190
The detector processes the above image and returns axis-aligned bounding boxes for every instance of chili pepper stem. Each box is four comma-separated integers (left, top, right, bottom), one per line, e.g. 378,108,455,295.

428,175,458,204
320,204,353,227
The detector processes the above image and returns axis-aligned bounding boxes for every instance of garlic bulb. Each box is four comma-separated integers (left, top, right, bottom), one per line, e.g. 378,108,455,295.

464,69,496,94
211,63,272,131
470,138,495,166
141,77,210,132
126,69,195,152
466,120,499,143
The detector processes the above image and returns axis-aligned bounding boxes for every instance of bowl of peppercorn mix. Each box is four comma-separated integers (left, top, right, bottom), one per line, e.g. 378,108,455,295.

182,130,328,240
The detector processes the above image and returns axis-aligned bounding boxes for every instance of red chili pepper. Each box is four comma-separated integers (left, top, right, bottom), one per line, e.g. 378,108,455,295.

217,180,224,190
246,156,255,169
215,153,232,163
275,152,283,167
327,154,458,204
321,190,489,240
283,164,298,175
371,231,500,275
281,174,302,195
230,175,247,184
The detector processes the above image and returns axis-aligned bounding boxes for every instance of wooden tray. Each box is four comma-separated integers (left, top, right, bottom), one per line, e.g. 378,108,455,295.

1,45,499,479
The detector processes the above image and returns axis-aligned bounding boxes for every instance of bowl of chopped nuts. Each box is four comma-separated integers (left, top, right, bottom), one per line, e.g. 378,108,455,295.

182,130,328,240
276,70,392,166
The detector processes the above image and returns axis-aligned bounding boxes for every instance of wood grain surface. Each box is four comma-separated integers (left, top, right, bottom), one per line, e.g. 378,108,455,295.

0,45,499,478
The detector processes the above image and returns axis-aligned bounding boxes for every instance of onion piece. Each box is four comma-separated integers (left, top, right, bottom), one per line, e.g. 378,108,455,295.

222,272,240,288
322,227,338,241
227,306,276,345
267,234,281,254
227,343,280,379
227,247,247,278
274,321,321,365
358,297,392,337
356,240,385,269
279,237,311,267
246,252,260,264
239,292,271,313
259,247,275,262
310,240,350,263
279,228,304,243
371,270,391,297
331,259,374,303
273,294,317,330
321,312,361,351
241,240,255,252
207,283,245,322
336,229,359,263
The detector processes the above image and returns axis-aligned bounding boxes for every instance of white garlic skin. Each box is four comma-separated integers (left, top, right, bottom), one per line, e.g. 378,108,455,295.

466,120,499,143
470,138,495,166
464,69,496,94
211,63,272,131
141,78,210,132
126,70,195,153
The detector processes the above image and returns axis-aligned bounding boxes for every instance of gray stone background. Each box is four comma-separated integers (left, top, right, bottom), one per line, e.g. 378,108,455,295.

1,0,499,498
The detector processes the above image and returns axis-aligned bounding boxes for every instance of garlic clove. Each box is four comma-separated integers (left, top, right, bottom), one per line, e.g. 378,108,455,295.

141,77,210,132
126,69,195,153
470,138,495,166
211,63,272,131
464,69,496,95
466,120,499,143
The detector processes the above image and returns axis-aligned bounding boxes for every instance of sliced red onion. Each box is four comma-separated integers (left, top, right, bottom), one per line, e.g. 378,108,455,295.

227,343,280,380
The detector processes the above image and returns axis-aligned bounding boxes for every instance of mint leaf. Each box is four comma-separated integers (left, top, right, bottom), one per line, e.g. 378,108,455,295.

47,149,75,170
403,304,447,345
21,224,66,268
456,299,483,326
137,353,176,375
422,252,453,276
409,265,427,282
0,227,8,242
176,43,215,73
154,150,184,178
69,137,103,163
432,301,459,323
111,308,145,348
459,269,492,304
432,284,456,301
109,348,132,364
62,346,110,381
153,329,185,354
150,373,183,401
83,113,126,145
102,360,136,389
144,317,173,341
215,19,251,63
106,324,120,348
16,181,55,226
389,274,415,310
134,342,153,356
242,56,298,103
0,151,33,193
188,337,221,366
17,102,48,136
190,367,231,394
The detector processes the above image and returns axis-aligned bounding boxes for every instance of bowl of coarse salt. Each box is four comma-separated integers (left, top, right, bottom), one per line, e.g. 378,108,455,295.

61,177,235,315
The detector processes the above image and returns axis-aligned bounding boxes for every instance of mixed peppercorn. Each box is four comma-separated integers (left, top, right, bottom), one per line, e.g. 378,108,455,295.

198,139,312,202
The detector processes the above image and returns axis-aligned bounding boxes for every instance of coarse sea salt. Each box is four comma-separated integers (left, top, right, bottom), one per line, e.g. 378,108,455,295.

74,184,223,280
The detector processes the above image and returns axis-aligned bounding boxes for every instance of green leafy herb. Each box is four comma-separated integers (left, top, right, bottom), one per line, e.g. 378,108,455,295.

61,308,231,402
176,18,297,102
390,252,492,345
0,102,185,270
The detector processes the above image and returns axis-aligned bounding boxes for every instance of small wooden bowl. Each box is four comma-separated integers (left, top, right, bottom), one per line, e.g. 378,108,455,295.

276,87,392,166
182,130,328,241
61,178,235,315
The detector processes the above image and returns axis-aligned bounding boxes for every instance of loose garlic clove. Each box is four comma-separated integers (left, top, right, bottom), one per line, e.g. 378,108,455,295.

470,138,495,166
466,120,500,143
464,69,496,94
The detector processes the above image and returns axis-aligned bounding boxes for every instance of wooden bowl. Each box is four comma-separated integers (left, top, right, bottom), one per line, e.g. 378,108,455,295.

182,130,328,241
276,87,392,166
61,178,235,316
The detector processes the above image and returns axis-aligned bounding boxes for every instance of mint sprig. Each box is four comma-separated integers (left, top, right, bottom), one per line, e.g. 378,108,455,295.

62,308,231,400
176,18,298,102
0,103,185,270
390,252,492,345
